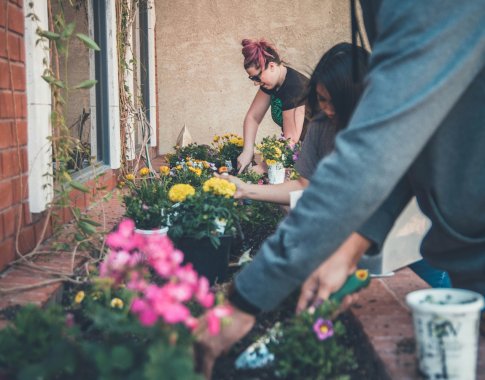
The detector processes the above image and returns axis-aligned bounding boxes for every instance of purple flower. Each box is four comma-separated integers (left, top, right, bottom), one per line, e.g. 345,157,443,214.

313,318,334,341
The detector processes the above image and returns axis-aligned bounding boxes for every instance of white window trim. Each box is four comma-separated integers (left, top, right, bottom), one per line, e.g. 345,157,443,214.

147,1,157,147
24,0,53,213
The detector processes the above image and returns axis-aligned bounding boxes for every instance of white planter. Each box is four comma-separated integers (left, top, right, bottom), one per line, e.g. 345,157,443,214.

267,162,285,184
134,226,169,236
406,288,484,380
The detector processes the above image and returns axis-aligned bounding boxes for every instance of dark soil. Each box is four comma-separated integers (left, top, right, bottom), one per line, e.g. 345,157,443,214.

211,308,385,380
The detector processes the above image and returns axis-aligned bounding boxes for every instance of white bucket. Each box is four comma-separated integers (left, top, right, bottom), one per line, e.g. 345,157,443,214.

406,288,484,380
267,163,285,184
134,226,169,236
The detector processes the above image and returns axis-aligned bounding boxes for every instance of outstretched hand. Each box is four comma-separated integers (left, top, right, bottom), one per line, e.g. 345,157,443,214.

214,172,247,199
237,150,253,174
296,233,370,314
194,304,256,379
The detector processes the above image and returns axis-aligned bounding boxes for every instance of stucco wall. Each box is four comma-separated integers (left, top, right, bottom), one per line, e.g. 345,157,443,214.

156,0,353,154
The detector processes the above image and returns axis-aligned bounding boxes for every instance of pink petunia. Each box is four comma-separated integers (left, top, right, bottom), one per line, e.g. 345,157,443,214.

206,305,233,335
313,318,334,341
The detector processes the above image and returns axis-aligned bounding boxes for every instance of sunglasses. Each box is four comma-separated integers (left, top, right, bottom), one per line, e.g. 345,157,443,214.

248,69,263,82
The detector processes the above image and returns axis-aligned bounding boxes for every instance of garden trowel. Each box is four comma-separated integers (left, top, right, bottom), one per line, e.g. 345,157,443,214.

234,269,371,370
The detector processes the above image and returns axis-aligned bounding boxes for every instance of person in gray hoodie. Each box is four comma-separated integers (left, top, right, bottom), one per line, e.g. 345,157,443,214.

195,1,485,377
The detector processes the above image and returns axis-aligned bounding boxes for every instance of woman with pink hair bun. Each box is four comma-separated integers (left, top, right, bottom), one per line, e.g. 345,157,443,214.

237,39,309,174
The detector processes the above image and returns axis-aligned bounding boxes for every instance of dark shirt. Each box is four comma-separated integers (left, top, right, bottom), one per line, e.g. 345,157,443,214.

260,66,308,128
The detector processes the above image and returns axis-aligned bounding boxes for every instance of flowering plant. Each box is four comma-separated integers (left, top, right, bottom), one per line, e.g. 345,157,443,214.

257,135,301,168
212,133,244,169
167,178,243,248
267,300,356,379
123,167,172,230
166,158,216,188
100,219,231,331
166,143,217,167
0,219,231,379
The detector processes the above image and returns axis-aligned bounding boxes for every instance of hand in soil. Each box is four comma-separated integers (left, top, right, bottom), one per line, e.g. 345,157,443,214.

194,303,256,379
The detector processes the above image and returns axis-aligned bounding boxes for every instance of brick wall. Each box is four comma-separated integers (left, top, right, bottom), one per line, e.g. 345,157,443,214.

0,0,28,270
0,0,119,272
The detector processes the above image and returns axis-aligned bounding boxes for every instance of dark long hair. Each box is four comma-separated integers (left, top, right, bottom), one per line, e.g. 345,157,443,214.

307,42,369,130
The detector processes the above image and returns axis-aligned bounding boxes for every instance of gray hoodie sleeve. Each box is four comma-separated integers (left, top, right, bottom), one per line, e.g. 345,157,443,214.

233,0,485,312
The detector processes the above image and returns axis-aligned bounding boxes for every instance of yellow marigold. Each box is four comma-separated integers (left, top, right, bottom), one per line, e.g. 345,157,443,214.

74,291,85,304
194,168,202,176
229,137,243,147
273,147,282,157
139,167,150,176
266,159,277,166
168,184,196,202
203,177,236,197
160,165,170,175
213,135,220,142
110,298,124,309
125,173,135,181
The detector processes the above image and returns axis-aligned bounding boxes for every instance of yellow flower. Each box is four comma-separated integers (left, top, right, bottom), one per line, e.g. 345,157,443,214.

194,168,202,176
125,173,135,181
139,167,150,176
117,181,125,188
168,184,196,202
176,165,182,170
203,177,236,197
266,159,277,166
74,291,85,304
356,269,369,281
202,161,210,169
159,165,170,175
213,135,220,142
229,136,244,147
110,298,124,309
273,147,282,157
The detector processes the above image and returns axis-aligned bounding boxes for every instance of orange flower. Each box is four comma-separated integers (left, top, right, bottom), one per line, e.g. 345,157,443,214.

218,166,228,174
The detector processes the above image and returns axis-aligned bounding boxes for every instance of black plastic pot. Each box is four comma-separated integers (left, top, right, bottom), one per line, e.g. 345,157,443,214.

174,236,233,285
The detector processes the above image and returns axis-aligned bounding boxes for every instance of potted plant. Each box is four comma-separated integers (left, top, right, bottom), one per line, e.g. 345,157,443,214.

257,135,301,184
166,142,218,167
212,133,244,173
123,167,171,235
166,178,242,284
166,158,217,188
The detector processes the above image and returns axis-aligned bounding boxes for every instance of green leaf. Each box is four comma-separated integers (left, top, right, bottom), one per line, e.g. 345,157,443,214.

72,79,98,89
61,22,76,38
41,75,56,84
110,346,133,370
76,33,101,51
70,180,90,193
37,29,61,40
79,217,102,227
78,221,97,235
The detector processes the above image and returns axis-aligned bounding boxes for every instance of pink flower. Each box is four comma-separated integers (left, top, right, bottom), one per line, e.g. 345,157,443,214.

184,316,199,331
131,298,158,326
106,219,144,252
313,318,334,341
195,277,214,308
206,305,233,335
